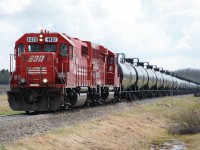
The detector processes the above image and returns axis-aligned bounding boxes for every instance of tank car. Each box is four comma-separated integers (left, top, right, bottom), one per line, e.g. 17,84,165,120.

116,53,199,99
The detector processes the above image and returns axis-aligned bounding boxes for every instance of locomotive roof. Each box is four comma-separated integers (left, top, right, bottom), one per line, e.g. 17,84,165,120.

60,33,75,46
16,32,75,47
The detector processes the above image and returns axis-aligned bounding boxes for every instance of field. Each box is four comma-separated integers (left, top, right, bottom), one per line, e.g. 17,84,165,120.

1,95,200,149
0,85,23,115
0,84,9,94
0,94,23,116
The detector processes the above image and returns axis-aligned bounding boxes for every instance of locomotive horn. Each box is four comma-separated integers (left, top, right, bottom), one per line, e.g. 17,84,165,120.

116,53,126,63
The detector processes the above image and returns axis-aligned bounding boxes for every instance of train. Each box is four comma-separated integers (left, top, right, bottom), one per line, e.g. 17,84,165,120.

7,30,200,113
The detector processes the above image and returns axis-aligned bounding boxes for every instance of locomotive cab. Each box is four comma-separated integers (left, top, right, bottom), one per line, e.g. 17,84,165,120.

8,31,75,112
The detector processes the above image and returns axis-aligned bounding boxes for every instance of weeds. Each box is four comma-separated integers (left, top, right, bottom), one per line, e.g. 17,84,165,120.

167,104,200,134
194,93,200,97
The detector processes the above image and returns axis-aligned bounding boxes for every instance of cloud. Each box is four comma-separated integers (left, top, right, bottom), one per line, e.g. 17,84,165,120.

0,0,31,15
0,0,200,71
173,20,200,58
149,56,200,71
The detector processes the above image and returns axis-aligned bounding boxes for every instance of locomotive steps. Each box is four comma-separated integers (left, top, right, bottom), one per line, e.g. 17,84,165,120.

1,95,200,149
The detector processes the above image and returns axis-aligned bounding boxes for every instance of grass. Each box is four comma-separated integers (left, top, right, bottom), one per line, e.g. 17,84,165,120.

0,94,23,115
167,100,200,134
2,96,200,149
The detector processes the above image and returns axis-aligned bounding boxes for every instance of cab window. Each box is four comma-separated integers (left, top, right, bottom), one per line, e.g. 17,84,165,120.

60,44,68,56
44,44,56,52
17,44,25,57
82,46,88,56
70,45,73,59
108,57,114,64
28,44,41,52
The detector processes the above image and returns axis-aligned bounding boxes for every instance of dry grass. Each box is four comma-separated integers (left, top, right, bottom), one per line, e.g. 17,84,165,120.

3,96,200,150
6,113,167,150
0,94,22,115
168,103,200,134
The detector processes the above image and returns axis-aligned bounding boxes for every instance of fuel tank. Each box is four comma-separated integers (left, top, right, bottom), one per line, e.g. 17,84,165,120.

162,73,173,89
132,65,148,89
118,62,149,90
118,62,137,89
171,76,178,89
145,68,157,89
154,71,164,89
177,79,185,89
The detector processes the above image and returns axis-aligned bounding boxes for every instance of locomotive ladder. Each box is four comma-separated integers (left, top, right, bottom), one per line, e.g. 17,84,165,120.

54,66,66,84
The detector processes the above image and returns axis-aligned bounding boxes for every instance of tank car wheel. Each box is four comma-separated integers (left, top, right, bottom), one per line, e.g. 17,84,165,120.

139,92,143,100
84,100,91,107
25,111,30,114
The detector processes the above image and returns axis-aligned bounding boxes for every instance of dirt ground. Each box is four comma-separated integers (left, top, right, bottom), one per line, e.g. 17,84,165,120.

0,94,9,111
0,84,9,94
6,109,165,150
2,96,200,150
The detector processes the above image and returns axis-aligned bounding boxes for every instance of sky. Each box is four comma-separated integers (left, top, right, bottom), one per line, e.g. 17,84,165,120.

0,0,200,71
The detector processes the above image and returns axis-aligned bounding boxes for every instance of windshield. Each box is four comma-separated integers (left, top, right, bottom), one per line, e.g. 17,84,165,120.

28,44,41,52
27,44,56,52
44,44,56,52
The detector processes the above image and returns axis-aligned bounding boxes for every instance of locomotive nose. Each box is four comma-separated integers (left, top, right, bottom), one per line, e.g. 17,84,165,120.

20,52,56,87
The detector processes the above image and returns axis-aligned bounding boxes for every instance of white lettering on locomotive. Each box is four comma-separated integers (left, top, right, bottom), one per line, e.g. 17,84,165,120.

27,37,38,42
27,67,47,74
28,55,45,62
45,37,58,42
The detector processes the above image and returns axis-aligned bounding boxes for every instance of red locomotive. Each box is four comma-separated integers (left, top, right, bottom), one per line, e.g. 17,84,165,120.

7,30,200,113
8,30,120,113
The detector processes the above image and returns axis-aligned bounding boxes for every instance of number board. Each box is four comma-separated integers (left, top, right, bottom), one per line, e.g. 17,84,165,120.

45,37,58,42
27,37,38,42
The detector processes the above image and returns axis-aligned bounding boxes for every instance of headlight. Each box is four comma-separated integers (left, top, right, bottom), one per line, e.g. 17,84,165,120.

42,78,48,84
19,78,26,86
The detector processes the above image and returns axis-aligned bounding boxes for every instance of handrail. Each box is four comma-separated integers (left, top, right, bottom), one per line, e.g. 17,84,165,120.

54,66,65,84
9,54,14,75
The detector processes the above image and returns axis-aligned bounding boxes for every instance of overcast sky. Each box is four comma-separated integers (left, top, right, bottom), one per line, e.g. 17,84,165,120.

0,0,200,71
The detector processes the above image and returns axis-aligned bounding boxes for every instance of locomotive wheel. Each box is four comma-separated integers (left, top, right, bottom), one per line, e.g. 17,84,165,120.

139,92,143,100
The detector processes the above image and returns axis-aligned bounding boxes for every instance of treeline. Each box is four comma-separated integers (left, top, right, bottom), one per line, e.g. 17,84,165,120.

0,68,200,84
0,69,10,84
173,68,200,83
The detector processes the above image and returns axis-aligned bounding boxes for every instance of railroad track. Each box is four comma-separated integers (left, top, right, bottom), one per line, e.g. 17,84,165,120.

0,111,49,122
0,113,28,122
